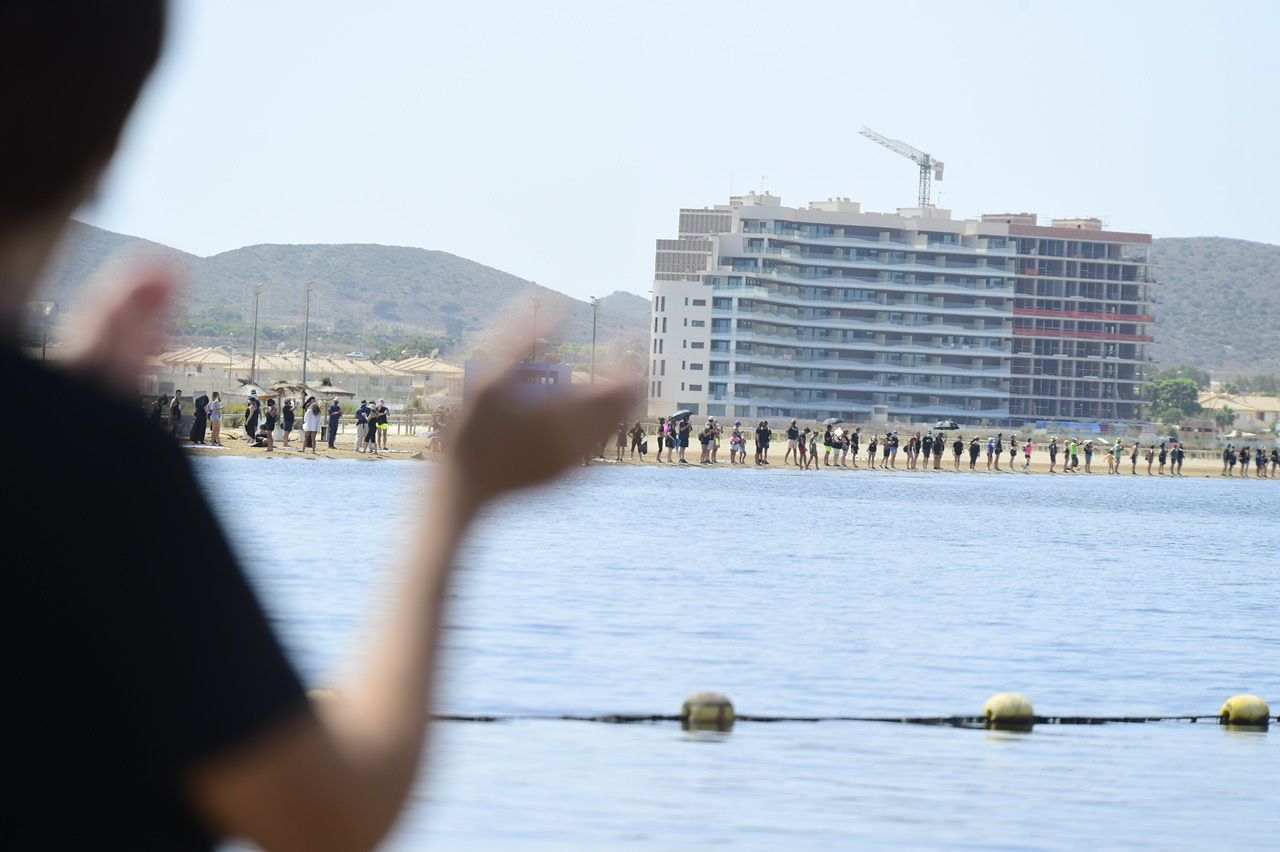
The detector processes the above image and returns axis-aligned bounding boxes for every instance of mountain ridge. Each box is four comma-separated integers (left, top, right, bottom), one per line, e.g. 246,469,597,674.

34,223,1279,377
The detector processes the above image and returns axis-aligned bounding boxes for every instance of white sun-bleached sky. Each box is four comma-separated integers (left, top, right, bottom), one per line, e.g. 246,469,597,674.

83,0,1278,302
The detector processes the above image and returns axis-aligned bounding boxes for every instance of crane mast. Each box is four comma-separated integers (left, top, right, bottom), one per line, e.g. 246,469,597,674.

859,126,944,209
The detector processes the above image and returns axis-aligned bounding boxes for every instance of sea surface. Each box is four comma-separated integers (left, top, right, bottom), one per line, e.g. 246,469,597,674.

195,456,1280,850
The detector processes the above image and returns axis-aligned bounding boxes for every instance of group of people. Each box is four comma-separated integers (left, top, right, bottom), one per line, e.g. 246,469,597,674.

615,417,1280,478
1221,443,1279,477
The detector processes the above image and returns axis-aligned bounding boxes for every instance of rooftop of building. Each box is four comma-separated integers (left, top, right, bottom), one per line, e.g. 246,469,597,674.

680,193,1150,242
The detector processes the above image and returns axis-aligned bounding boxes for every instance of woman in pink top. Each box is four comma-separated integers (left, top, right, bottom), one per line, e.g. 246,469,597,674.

1022,439,1034,472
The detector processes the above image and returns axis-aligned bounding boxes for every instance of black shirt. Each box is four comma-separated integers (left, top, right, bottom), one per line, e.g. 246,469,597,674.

3,349,306,850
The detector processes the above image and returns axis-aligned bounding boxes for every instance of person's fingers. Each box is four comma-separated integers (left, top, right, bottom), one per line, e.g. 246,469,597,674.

543,381,636,454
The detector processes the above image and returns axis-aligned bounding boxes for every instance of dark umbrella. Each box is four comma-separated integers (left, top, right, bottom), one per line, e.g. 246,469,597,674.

933,419,961,430
821,417,843,426
670,409,693,421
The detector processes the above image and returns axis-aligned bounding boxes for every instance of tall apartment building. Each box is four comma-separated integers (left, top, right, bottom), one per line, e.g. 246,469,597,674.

983,213,1155,422
649,194,1155,426
650,193,1017,424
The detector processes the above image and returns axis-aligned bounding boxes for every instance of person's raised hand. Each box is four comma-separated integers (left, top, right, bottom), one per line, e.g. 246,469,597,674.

442,359,636,510
63,255,176,395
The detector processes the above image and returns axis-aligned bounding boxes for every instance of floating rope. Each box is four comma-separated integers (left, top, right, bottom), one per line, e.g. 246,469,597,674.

308,690,1273,730
431,712,1274,726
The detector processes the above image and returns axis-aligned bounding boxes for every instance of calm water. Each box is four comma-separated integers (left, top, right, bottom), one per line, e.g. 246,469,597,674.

196,456,1280,849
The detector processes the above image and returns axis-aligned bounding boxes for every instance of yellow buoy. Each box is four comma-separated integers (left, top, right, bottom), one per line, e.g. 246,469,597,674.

1219,694,1270,727
681,691,734,731
983,692,1035,730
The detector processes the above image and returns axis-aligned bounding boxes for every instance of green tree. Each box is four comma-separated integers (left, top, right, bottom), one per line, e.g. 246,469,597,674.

1154,364,1211,389
1213,405,1236,432
1144,377,1202,422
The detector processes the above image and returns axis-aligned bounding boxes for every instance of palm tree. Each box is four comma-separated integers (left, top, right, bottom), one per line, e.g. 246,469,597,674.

1213,405,1236,435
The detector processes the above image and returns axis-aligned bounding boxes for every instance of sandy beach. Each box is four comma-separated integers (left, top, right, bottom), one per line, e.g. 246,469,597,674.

183,434,1273,480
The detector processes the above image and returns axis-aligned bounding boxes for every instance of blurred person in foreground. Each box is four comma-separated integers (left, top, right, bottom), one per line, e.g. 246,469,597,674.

1,3,633,849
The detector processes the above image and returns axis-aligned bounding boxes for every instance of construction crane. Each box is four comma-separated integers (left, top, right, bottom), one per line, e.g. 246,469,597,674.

859,126,944,209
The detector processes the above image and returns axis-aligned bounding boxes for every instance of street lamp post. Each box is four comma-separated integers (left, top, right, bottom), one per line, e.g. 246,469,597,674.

249,283,263,386
301,282,313,404
531,295,541,363
589,296,598,384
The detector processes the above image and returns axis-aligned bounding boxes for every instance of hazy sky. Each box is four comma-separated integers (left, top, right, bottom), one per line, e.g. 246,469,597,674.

84,0,1278,303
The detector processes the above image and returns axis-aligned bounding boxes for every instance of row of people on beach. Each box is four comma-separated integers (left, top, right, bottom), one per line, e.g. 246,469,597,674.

150,391,395,454
615,418,1279,477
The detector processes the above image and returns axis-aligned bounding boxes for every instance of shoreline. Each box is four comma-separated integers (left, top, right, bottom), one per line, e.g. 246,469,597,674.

182,435,1276,479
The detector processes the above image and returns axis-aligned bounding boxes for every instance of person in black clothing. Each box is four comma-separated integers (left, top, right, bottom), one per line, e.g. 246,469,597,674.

327,399,342,448
169,389,183,437
189,393,209,443
281,399,295,448
244,393,260,442
676,416,692,463
0,7,635,847
150,394,167,427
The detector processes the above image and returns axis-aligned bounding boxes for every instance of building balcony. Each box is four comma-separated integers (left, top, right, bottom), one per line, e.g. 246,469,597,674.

733,351,1009,377
733,373,1008,398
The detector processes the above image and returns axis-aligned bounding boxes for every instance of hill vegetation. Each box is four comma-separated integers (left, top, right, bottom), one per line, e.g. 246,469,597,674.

1150,236,1280,376
34,225,1279,381
35,222,649,362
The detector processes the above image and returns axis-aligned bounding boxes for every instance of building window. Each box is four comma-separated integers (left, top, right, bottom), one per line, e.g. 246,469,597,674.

692,298,707,306
690,363,704,370
662,317,667,333
660,361,666,376
688,384,702,391
661,296,666,311
691,320,706,327
683,318,688,327
691,341,705,349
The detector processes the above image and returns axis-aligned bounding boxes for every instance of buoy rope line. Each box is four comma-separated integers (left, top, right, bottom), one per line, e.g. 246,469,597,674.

429,713,1276,726
308,690,1272,730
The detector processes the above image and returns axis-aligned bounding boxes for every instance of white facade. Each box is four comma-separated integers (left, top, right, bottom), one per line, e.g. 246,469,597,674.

648,194,1017,424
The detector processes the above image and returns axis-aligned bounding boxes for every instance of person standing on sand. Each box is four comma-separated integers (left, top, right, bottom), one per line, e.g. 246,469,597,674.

169,389,182,438
710,418,723,464
671,417,686,464
300,402,320,453
207,392,223,446
1157,441,1167,475
993,433,1003,471
952,434,963,470
922,432,933,469
866,433,878,468
354,400,369,451
1047,437,1058,473
1083,440,1094,473
784,419,800,466
244,392,260,443
1009,437,1018,470
985,436,995,470
281,399,295,448
326,399,341,449
614,422,626,461
807,428,819,469
189,393,208,444
1022,438,1033,471
1145,444,1155,474
969,437,981,470
1130,440,1140,474
628,420,644,458
851,428,861,469
1068,439,1080,472
261,398,278,452
1175,442,1185,475
150,394,166,428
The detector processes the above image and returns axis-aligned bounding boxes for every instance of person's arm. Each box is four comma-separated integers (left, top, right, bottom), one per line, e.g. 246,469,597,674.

190,365,633,851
